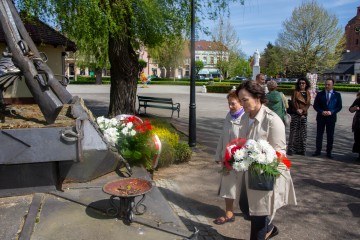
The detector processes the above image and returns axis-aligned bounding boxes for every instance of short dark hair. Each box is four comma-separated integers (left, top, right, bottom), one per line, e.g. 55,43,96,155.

256,73,265,80
235,80,267,104
295,78,311,91
325,78,334,84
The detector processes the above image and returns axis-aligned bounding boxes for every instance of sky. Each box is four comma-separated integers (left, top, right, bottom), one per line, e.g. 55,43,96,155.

199,0,360,57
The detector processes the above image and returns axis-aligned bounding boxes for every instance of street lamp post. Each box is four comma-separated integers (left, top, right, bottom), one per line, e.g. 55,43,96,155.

189,0,196,147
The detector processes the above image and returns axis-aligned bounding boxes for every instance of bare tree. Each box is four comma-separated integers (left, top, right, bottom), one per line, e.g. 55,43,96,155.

211,16,241,79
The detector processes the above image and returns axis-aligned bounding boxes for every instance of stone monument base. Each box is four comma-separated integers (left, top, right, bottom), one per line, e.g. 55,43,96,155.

252,66,260,80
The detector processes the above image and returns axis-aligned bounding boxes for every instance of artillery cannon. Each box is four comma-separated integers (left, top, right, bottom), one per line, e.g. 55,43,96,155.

0,0,130,197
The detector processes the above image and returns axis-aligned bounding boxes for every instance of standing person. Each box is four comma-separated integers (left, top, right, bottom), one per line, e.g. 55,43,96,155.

255,73,269,94
140,70,149,88
266,80,285,123
287,78,311,156
349,90,360,161
312,78,342,159
214,90,245,224
235,80,296,240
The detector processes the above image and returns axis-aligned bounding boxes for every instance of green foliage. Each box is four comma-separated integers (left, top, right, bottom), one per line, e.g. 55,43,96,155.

70,76,111,84
151,126,179,168
17,0,248,116
276,1,343,75
261,43,286,77
148,37,186,78
174,142,192,163
195,60,205,76
156,142,175,168
227,52,251,78
138,59,147,70
152,127,179,148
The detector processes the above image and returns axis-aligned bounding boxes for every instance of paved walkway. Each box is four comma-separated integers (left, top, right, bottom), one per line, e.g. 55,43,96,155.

68,84,360,240
1,84,359,240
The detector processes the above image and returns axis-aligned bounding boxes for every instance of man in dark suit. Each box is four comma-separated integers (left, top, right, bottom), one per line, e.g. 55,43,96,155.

312,78,342,158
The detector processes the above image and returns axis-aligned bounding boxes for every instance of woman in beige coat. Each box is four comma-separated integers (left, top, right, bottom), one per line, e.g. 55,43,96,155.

214,90,244,224
235,80,297,240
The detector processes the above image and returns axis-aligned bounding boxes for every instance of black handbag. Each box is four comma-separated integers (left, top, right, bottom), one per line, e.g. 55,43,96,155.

248,170,275,191
287,99,296,114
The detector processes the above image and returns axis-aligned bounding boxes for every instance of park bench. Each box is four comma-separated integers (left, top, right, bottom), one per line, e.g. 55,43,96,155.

137,95,180,118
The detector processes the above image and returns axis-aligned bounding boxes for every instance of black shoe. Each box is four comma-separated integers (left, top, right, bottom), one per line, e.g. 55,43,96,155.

266,226,279,240
287,150,293,156
296,151,306,156
312,152,321,157
327,153,333,159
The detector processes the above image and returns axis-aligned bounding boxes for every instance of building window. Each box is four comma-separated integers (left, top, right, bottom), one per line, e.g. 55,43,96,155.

203,56,207,64
196,56,199,60
210,57,214,64
356,39,359,45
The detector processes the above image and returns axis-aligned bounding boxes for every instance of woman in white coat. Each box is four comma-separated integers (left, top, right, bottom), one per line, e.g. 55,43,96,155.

235,80,297,240
214,90,245,224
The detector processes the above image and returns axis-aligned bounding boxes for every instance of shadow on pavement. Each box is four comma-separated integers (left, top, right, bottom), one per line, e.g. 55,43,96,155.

302,178,360,199
158,187,223,219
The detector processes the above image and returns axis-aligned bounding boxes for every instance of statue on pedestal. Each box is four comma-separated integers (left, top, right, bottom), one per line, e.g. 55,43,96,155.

254,49,260,66
252,49,261,80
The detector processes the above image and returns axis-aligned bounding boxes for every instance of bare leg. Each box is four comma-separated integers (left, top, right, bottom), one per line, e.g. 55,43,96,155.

225,198,234,218
214,198,235,224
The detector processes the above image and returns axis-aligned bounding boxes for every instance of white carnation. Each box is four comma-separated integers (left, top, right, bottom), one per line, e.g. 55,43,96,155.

121,127,129,135
103,127,119,146
126,122,134,129
109,118,119,127
233,148,245,161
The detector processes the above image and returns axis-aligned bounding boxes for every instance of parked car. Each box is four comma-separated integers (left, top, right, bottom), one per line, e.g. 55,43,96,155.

265,77,276,83
231,76,247,81
288,78,298,83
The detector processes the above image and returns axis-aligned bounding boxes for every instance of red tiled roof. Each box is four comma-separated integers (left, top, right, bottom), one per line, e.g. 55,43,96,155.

195,40,228,51
0,14,76,52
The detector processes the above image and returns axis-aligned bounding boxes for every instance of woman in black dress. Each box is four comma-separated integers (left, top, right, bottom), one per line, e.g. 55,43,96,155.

349,91,360,161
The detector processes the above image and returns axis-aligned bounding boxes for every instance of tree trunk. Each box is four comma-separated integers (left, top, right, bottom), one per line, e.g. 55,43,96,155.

108,34,138,117
95,68,102,85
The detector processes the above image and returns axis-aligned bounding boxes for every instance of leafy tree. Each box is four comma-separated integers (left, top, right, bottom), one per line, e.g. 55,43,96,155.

17,0,243,116
227,51,250,78
276,1,344,75
148,37,186,80
195,60,204,76
261,42,286,78
138,59,147,71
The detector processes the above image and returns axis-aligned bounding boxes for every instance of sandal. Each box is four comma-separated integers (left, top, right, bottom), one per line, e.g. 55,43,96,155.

213,215,235,225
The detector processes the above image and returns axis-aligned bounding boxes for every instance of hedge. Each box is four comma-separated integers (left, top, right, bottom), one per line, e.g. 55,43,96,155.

69,75,360,93
206,84,359,95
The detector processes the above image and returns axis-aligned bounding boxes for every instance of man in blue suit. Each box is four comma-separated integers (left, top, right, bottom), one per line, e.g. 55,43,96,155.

312,78,342,158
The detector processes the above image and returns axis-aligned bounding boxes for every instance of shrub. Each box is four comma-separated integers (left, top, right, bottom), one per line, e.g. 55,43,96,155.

156,142,175,168
151,127,179,168
152,127,179,147
174,142,192,164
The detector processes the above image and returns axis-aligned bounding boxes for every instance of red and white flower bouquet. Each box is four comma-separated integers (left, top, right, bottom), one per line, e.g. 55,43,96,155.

96,115,161,170
224,138,291,177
